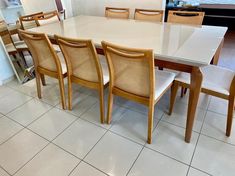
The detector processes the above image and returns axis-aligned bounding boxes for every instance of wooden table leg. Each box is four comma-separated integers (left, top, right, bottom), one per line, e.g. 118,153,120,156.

185,67,203,143
212,38,224,65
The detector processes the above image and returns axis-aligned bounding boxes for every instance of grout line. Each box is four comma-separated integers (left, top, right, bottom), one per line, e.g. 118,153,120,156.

189,166,213,176
186,96,212,176
144,144,190,167
125,145,145,176
12,142,51,175
3,97,33,116
0,165,12,176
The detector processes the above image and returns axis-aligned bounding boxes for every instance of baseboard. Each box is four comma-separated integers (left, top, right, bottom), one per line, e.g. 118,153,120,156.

1,75,16,85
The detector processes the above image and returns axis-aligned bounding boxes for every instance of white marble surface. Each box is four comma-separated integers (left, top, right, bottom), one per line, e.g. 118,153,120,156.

30,15,227,66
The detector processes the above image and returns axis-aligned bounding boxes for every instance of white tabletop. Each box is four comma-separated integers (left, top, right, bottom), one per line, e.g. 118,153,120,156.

29,15,227,67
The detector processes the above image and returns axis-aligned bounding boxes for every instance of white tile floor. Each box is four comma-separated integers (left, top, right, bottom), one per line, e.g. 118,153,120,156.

0,77,234,176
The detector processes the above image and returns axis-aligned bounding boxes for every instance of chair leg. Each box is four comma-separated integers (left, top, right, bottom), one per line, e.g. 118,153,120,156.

226,96,235,137
107,89,114,124
169,82,179,115
40,74,46,86
184,88,188,95
99,86,105,124
58,76,66,110
147,101,155,144
35,72,42,99
68,76,72,110
181,87,185,98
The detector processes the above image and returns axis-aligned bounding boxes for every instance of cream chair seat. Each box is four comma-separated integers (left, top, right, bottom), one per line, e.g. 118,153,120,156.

155,70,175,99
175,65,234,96
170,65,235,137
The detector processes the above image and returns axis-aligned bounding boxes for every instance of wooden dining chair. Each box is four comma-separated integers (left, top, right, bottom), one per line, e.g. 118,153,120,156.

35,10,60,26
55,35,109,123
19,30,67,109
19,12,43,30
134,9,164,22
169,65,235,136
167,10,205,25
102,41,175,143
0,20,29,67
105,7,130,19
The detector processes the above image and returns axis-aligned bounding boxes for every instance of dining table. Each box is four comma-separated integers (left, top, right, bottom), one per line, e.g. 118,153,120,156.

29,15,227,143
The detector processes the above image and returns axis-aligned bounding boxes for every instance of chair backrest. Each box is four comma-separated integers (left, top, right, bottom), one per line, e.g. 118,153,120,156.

105,7,130,19
0,20,13,45
134,9,164,22
35,10,60,26
19,29,62,73
167,10,205,25
19,12,43,30
102,41,155,98
55,35,103,83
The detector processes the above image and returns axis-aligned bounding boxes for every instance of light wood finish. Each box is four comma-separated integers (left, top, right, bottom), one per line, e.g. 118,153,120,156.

102,41,174,144
167,10,205,25
105,7,130,19
55,35,109,123
19,12,43,30
35,10,60,26
134,9,164,22
19,29,67,109
212,38,224,65
170,67,235,140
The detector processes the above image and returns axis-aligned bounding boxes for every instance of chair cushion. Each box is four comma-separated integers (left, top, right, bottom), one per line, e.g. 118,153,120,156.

155,69,176,100
175,65,235,96
57,52,67,75
100,57,109,85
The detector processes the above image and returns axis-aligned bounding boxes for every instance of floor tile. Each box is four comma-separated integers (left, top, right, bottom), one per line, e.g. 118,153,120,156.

54,118,106,159
14,144,79,176
146,121,199,164
116,96,166,116
7,99,52,126
84,132,142,176
128,148,188,176
36,85,62,106
70,162,107,176
162,102,206,133
80,102,127,129
110,109,161,145
28,108,77,141
188,168,210,176
192,135,235,176
6,79,37,97
69,95,98,117
56,90,89,110
201,111,235,145
0,86,15,99
0,91,32,114
208,97,232,116
0,168,10,176
175,93,211,110
0,129,48,175
0,116,23,144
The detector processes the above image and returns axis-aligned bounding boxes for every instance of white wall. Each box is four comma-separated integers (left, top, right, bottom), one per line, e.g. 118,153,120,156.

0,38,14,85
21,0,57,14
61,0,73,17
72,0,166,18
